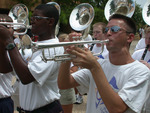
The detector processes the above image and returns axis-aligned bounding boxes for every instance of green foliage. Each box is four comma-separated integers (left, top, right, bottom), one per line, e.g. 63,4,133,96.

132,3,146,29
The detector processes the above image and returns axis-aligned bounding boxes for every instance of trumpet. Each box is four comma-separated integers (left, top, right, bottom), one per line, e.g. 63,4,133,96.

22,35,109,62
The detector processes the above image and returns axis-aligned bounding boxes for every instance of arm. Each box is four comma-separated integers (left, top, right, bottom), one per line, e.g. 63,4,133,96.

58,61,79,89
0,25,35,84
67,47,128,113
0,45,13,73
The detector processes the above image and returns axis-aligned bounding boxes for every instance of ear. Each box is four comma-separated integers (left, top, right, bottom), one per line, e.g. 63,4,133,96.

48,18,55,26
127,33,134,44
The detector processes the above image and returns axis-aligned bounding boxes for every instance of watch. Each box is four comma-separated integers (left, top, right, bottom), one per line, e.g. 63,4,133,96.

6,43,16,50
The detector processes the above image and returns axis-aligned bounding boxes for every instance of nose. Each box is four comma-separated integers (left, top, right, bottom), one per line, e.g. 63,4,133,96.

105,28,112,36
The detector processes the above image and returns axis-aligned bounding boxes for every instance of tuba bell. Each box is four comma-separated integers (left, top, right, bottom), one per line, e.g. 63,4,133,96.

47,2,61,36
69,3,94,39
104,0,136,21
0,4,31,35
142,0,150,25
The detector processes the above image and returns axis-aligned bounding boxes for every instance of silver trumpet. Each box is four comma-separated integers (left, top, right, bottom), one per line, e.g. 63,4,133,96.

25,36,109,62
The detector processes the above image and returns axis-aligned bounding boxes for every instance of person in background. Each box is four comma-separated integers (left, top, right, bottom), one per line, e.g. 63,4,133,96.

90,22,109,59
58,33,76,113
0,4,64,113
139,27,144,39
58,14,150,113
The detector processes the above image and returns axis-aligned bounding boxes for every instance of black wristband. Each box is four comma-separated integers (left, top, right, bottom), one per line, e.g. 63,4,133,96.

6,43,16,50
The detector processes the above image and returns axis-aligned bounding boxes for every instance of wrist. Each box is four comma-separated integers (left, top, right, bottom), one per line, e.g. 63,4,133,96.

5,43,16,50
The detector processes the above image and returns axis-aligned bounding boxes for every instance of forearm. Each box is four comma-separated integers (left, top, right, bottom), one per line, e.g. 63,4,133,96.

0,50,13,73
90,63,128,113
58,61,78,89
8,47,35,84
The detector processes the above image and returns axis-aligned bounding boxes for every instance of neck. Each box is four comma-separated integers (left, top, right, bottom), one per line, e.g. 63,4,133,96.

38,33,55,41
109,49,134,65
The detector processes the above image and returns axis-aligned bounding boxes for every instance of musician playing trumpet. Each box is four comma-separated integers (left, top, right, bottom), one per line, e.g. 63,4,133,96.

0,4,64,113
58,14,150,113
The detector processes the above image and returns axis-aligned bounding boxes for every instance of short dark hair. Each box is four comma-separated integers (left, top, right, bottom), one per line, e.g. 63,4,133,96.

109,14,136,34
35,4,59,26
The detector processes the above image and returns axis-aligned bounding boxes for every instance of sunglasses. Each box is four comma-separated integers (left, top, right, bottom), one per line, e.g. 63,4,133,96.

31,16,50,21
104,26,132,34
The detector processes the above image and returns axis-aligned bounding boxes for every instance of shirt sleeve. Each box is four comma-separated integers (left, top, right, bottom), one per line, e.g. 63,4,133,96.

28,49,61,86
118,66,150,112
72,69,91,95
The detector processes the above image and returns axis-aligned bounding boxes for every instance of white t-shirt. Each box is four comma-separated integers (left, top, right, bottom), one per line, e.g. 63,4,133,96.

0,72,14,98
92,45,109,59
19,38,64,111
132,49,150,63
132,49,150,112
72,59,150,113
134,38,146,51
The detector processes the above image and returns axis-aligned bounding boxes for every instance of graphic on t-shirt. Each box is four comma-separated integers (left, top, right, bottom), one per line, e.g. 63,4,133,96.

95,76,118,112
98,55,104,59
147,59,150,63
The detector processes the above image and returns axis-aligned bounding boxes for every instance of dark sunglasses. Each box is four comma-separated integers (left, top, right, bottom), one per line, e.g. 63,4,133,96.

104,26,132,34
30,16,50,21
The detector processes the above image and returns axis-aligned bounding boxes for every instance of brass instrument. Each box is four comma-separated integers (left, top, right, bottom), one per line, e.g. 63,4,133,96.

22,35,109,62
142,0,150,26
0,4,31,35
69,3,94,39
104,0,136,21
47,2,61,36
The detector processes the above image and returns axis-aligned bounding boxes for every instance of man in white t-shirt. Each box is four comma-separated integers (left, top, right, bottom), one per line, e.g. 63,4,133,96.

90,22,109,59
0,4,64,113
58,14,150,113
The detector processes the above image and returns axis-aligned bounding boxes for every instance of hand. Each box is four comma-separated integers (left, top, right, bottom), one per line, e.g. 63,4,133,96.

66,46,98,70
63,32,82,54
140,60,150,69
0,25,14,46
68,32,82,41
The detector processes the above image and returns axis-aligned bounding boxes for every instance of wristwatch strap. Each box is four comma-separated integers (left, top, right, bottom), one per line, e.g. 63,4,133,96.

6,43,16,50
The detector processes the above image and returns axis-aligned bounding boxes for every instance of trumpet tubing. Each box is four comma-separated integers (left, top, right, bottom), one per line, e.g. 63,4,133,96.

31,39,109,62
0,22,32,35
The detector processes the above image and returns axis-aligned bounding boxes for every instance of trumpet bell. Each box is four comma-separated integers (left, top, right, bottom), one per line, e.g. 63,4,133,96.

104,0,135,21
69,3,94,31
142,0,150,25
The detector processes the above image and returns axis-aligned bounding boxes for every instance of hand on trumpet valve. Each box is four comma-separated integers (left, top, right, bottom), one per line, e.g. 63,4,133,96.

68,32,82,41
66,46,97,70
